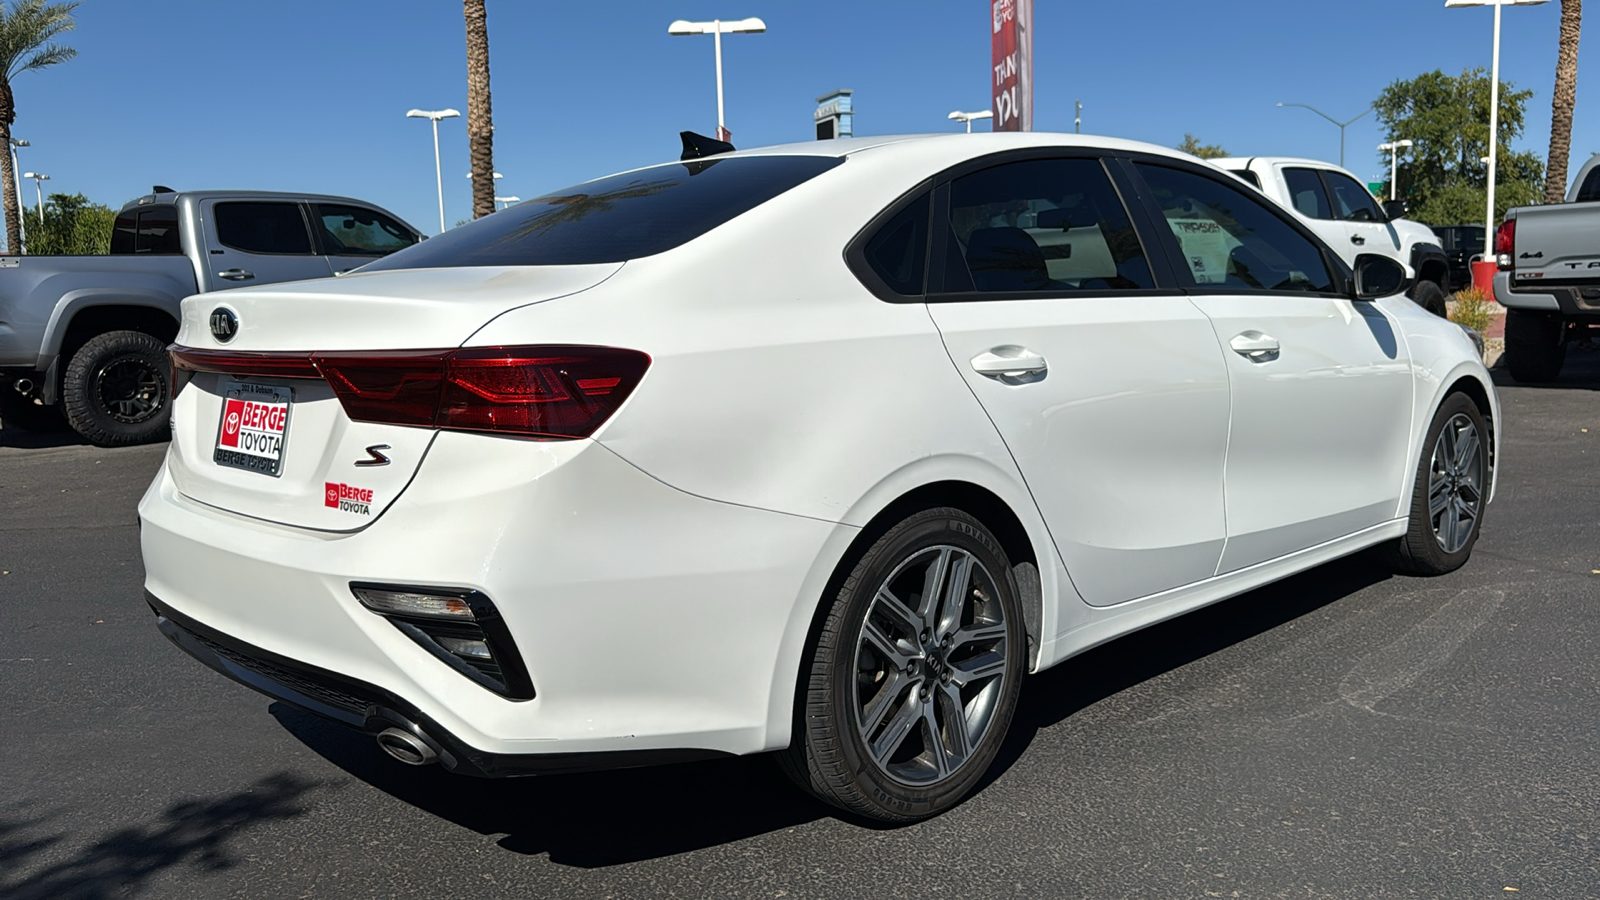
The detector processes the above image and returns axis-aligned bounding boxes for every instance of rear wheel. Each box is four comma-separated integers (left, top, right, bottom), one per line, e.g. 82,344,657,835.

1387,393,1489,575
1503,308,1566,383
781,508,1025,822
62,330,171,447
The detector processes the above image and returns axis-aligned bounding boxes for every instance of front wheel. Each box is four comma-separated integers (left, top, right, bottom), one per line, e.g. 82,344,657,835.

1386,393,1489,575
781,508,1025,822
61,330,172,447
1409,279,1448,318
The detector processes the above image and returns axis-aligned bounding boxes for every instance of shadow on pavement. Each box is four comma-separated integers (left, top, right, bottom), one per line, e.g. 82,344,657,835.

0,422,92,449
0,772,319,900
1490,341,1600,391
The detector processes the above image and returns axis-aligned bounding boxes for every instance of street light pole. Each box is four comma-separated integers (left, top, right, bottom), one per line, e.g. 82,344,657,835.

668,18,766,142
1378,139,1415,200
1445,0,1550,237
406,108,461,234
1276,102,1373,167
23,172,48,224
947,110,993,133
10,138,28,251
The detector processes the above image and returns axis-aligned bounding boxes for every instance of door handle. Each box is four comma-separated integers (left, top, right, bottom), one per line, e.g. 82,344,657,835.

971,348,1048,378
1350,235,1366,245
217,268,255,281
1229,331,1280,362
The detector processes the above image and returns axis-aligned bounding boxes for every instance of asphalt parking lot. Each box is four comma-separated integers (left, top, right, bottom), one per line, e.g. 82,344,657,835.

3,351,1598,899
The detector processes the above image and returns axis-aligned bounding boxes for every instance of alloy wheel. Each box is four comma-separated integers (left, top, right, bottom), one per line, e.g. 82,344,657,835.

1427,413,1485,553
853,545,1009,786
95,356,165,424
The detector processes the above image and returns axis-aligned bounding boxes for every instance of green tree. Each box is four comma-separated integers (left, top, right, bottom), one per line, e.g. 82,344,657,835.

1177,133,1228,159
23,192,112,254
1374,68,1543,226
0,0,79,254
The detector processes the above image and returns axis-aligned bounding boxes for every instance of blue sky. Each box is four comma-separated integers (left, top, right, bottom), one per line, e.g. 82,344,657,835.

12,0,1591,234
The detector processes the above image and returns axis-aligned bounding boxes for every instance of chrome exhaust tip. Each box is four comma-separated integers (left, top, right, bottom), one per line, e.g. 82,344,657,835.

376,727,438,766
13,378,33,395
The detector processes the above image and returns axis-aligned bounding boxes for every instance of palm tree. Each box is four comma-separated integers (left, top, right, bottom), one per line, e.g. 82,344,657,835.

464,0,495,220
0,0,77,253
1544,0,1582,204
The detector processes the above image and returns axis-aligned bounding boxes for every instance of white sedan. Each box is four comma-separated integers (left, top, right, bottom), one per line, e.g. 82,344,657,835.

141,132,1497,822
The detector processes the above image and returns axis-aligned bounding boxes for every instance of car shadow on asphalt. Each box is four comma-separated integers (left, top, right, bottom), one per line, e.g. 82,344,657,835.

275,551,1398,863
0,423,92,449
1490,343,1600,391
0,772,320,900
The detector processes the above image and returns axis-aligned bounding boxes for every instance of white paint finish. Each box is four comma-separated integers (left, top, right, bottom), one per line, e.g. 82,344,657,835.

1189,295,1415,572
928,296,1231,605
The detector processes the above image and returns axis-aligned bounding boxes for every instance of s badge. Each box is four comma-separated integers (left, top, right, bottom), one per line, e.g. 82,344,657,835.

355,444,391,467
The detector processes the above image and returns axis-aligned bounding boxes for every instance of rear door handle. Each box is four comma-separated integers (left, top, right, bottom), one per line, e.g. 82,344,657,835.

1229,331,1280,362
217,268,255,281
971,348,1048,378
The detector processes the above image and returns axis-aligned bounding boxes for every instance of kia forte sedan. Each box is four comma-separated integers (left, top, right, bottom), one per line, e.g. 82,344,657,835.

141,133,1497,822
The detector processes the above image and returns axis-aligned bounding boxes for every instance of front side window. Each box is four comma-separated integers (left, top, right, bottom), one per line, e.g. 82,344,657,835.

1282,168,1332,219
315,204,417,256
214,202,313,255
363,155,843,271
1136,163,1336,294
1323,171,1383,222
936,157,1153,294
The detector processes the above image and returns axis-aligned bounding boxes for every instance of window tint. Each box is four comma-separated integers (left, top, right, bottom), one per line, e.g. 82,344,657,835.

1136,163,1336,294
1229,169,1262,189
110,207,182,255
214,202,313,255
936,157,1152,294
363,156,844,271
862,191,929,295
1282,168,1332,219
315,203,417,256
1576,166,1600,202
1324,171,1383,222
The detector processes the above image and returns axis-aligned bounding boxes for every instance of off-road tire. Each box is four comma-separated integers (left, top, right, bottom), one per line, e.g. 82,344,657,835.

62,330,171,447
1386,393,1489,575
1409,279,1448,318
779,507,1025,822
1503,308,1566,383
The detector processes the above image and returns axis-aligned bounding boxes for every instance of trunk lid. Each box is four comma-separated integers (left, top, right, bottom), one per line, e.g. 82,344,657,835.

166,264,621,530
1507,202,1600,286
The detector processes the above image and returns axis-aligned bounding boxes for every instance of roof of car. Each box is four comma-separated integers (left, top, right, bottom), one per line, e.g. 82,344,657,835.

1213,156,1347,171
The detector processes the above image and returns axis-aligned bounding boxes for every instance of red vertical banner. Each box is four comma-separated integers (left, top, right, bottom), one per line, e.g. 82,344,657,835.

991,0,1032,131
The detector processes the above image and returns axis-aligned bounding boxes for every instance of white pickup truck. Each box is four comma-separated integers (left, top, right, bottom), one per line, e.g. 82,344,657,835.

1214,157,1452,317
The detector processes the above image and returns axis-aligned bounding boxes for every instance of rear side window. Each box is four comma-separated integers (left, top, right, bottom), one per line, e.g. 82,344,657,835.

1282,168,1332,219
861,191,930,295
110,206,182,255
214,202,314,255
362,156,843,270
1229,169,1262,189
1576,165,1600,202
315,203,417,256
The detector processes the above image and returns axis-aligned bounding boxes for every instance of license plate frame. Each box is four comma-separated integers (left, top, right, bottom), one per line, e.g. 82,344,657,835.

213,380,293,477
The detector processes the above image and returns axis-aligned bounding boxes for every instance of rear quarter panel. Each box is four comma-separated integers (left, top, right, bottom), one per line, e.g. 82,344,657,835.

0,256,196,367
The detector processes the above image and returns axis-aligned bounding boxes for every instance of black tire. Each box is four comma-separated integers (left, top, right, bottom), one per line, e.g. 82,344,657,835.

0,389,67,433
1503,308,1566,383
1386,393,1489,576
61,330,171,447
780,507,1026,822
1410,279,1448,318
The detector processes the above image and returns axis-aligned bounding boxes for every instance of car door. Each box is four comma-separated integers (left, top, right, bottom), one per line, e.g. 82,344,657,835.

923,154,1232,606
1131,160,1415,573
310,202,420,276
1321,168,1404,259
200,199,332,291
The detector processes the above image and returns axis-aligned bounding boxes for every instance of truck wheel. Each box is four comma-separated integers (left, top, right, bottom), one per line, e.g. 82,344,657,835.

1409,280,1448,318
62,330,171,447
0,389,66,433
1503,309,1566,383
1386,392,1489,576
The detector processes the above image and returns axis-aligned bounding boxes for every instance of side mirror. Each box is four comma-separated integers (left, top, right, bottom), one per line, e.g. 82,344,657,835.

1381,200,1408,221
1352,253,1407,300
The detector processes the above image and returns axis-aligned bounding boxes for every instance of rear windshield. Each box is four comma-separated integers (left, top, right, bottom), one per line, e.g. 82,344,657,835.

363,155,844,271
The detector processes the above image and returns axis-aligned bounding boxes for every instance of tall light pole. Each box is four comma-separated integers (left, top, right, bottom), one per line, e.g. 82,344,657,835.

1445,0,1551,239
23,172,48,224
667,18,767,142
948,110,993,133
1378,139,1415,201
1276,102,1373,167
406,108,461,233
10,138,27,251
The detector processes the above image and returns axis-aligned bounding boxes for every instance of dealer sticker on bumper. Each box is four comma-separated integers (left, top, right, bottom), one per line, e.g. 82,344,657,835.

214,381,291,477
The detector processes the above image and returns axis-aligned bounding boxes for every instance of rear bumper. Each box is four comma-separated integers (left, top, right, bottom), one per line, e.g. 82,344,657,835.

1494,272,1600,321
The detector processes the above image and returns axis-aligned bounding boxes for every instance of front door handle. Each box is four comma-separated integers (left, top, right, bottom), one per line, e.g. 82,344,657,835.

971,347,1048,378
217,268,255,281
1229,331,1280,362
1351,235,1366,245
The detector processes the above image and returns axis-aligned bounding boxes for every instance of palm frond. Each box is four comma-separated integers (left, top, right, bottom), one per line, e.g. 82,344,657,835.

0,0,79,79
17,40,72,74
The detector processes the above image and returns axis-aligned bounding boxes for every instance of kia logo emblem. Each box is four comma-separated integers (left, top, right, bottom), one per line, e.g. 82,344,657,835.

210,308,238,343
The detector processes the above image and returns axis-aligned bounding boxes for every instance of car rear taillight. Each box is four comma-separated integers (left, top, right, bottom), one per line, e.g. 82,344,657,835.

313,345,650,438
1494,218,1516,270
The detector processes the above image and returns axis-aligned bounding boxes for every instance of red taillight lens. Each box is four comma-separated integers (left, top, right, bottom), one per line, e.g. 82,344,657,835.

1494,218,1516,266
313,346,649,438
